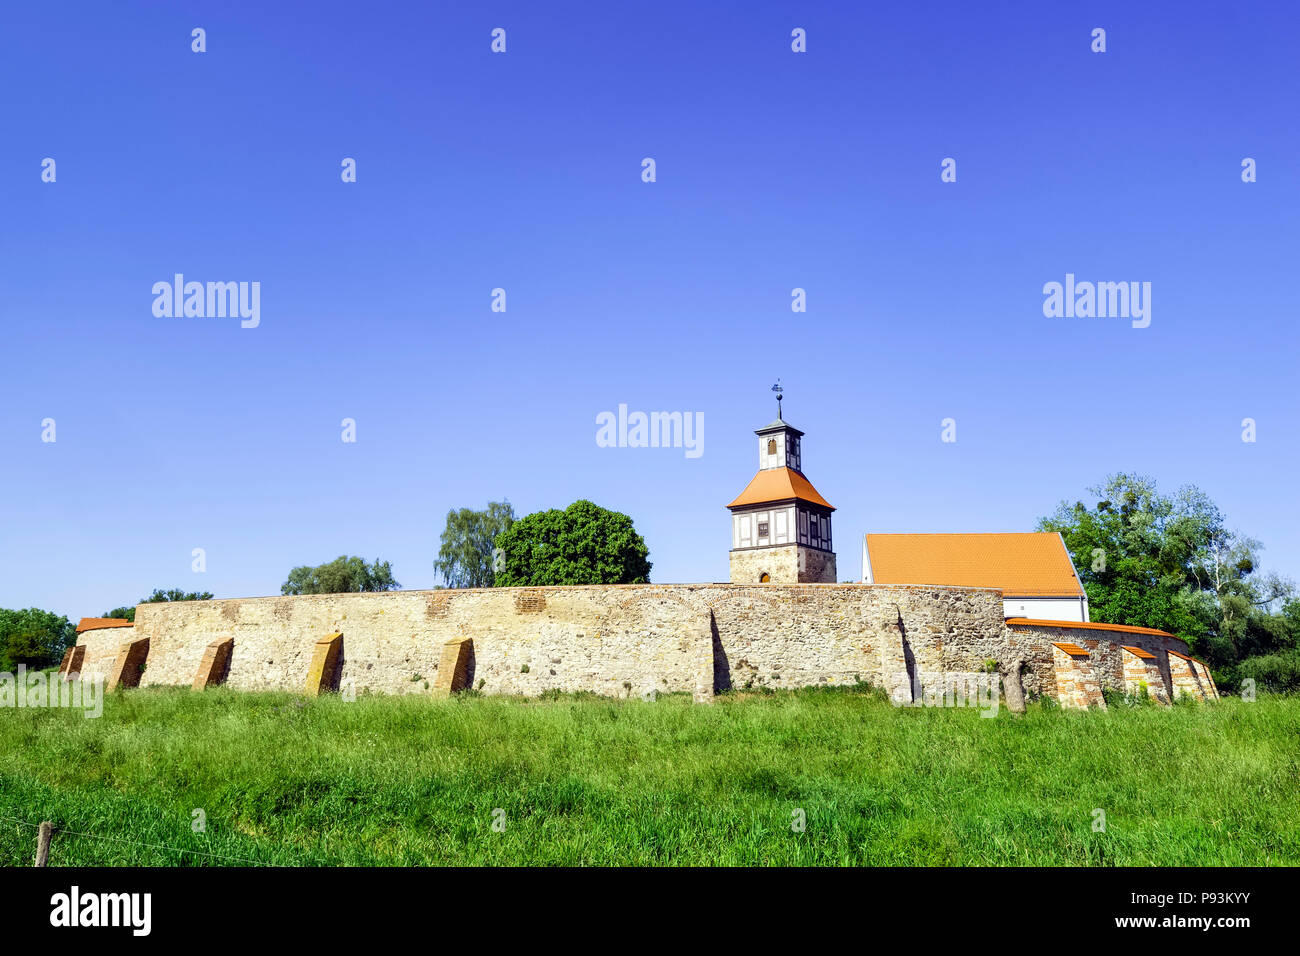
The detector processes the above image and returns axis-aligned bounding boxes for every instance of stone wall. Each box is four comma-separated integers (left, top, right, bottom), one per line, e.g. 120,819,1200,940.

730,547,798,584
797,546,837,583
123,584,1001,698
729,546,836,584
1004,620,1214,705
76,586,1217,707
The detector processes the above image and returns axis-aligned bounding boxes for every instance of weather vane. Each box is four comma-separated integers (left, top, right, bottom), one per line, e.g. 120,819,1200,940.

771,380,783,419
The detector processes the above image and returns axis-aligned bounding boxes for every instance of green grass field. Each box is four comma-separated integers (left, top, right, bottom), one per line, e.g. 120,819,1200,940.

1,685,1295,865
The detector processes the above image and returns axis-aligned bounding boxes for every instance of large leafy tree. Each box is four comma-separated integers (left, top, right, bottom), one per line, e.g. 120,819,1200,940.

493,500,651,586
281,556,399,595
0,608,76,670
433,501,517,588
1039,473,1296,686
105,588,215,622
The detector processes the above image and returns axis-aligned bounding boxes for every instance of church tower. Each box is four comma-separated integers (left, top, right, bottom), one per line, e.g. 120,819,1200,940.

726,387,837,583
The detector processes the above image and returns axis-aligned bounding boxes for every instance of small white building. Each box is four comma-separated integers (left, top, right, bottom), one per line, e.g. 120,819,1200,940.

861,532,1090,622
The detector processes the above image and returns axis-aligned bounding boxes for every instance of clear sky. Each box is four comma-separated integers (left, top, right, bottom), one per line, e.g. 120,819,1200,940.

3,1,1297,620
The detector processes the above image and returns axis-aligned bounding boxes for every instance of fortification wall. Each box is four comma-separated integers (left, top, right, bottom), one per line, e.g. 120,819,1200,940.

78,586,1214,706
124,584,1005,698
1005,620,1206,704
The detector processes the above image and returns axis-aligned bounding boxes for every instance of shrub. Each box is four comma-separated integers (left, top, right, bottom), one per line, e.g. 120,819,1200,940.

1101,687,1126,709
1239,650,1300,694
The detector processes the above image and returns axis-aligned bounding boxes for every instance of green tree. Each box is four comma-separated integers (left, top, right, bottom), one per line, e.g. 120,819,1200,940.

0,632,50,671
0,608,76,670
1238,649,1300,693
434,501,517,588
141,588,215,604
1039,473,1296,687
493,500,651,586
281,556,400,595
103,589,215,622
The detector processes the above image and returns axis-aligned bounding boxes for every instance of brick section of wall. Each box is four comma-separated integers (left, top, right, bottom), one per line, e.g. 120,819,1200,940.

1121,646,1169,703
107,638,150,691
1168,652,1215,702
1051,644,1106,709
513,590,547,613
691,614,714,704
877,609,914,704
1005,622,1212,704
57,646,83,679
192,638,234,690
304,633,343,696
1193,659,1220,700
431,638,472,698
68,644,86,677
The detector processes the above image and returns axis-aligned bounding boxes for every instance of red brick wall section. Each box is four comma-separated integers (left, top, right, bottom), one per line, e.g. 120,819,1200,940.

1051,644,1106,709
1168,653,1215,702
192,638,234,690
1120,647,1168,703
431,638,472,698
1007,622,1218,705
107,638,150,691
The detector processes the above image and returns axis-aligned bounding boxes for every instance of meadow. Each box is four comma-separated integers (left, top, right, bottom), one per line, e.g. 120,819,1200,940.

1,684,1295,866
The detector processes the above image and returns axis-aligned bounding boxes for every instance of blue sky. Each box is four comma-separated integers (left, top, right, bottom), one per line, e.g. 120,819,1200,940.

2,1,1297,620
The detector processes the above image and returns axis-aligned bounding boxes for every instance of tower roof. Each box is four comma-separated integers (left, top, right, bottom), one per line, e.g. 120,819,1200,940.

727,467,834,510
755,418,803,437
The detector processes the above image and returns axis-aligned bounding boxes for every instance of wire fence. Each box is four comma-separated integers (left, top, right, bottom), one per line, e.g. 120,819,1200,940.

0,812,284,866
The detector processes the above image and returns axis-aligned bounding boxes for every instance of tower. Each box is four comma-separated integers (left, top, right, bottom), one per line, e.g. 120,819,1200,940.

726,386,837,583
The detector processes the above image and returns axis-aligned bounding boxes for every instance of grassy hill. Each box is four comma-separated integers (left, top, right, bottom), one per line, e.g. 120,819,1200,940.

1,685,1295,865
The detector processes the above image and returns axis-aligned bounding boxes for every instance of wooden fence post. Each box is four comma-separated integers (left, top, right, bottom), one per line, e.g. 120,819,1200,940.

34,822,53,867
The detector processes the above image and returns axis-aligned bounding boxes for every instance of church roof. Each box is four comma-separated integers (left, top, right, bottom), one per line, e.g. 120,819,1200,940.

864,532,1084,597
727,467,834,510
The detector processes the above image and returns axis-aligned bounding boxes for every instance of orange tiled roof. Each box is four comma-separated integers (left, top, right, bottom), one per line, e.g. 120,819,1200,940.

1052,642,1091,657
1122,645,1157,659
865,533,1084,597
75,617,134,633
1007,618,1174,638
1168,649,1212,669
727,467,834,510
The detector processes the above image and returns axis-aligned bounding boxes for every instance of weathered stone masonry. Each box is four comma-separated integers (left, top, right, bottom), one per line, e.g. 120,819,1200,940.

1004,620,1218,707
77,584,1216,706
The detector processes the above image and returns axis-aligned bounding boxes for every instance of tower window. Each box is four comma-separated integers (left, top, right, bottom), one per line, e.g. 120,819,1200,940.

759,572,771,583
757,521,769,538
767,439,777,456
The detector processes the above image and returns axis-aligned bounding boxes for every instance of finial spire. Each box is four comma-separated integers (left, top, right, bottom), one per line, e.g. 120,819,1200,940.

771,380,784,420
